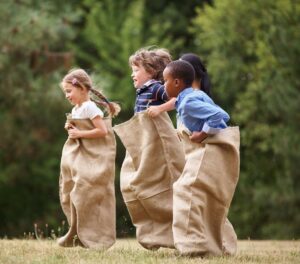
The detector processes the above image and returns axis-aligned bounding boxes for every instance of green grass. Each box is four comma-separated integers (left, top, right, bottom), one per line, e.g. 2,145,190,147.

0,239,299,264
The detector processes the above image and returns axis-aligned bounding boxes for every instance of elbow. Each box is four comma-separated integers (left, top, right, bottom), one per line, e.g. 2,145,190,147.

224,113,230,122
223,110,230,122
96,127,108,138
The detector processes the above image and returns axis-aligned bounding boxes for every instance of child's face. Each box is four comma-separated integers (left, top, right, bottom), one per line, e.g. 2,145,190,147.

62,82,86,106
131,64,152,89
163,67,181,98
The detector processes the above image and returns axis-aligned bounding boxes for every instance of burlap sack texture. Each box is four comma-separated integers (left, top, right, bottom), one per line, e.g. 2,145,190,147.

173,126,240,256
113,112,185,250
58,116,116,249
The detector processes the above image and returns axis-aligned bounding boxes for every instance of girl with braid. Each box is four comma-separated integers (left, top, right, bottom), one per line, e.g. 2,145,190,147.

62,69,120,137
58,69,120,249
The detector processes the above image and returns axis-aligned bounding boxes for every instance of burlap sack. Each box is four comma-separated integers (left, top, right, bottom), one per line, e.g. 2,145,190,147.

222,217,238,255
113,111,185,250
58,117,116,249
173,126,240,256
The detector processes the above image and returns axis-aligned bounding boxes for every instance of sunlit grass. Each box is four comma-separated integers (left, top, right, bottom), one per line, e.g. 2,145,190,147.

0,239,299,264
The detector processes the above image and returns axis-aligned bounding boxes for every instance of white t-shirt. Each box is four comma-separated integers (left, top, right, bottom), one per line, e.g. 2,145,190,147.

71,100,104,119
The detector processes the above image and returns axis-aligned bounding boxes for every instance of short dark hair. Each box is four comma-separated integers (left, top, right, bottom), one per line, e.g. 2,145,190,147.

166,60,195,87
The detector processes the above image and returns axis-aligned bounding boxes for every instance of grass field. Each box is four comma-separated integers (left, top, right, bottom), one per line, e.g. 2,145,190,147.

0,239,299,264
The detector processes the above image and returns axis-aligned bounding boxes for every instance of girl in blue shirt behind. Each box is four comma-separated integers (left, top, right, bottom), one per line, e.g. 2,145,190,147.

180,53,212,95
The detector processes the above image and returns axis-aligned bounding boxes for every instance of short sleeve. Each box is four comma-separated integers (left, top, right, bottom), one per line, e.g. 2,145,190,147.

87,101,104,119
153,84,169,102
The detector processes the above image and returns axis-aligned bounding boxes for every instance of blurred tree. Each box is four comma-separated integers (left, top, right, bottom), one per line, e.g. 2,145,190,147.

192,0,300,239
0,0,78,236
143,0,212,53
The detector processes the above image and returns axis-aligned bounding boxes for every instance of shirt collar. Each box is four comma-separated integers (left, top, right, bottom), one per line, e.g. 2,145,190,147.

75,100,91,110
177,87,193,101
175,87,193,108
136,79,160,95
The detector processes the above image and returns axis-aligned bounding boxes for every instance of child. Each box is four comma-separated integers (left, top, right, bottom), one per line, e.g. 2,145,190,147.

179,53,211,95
58,69,120,249
129,47,172,113
148,54,238,253
163,60,240,256
113,48,185,250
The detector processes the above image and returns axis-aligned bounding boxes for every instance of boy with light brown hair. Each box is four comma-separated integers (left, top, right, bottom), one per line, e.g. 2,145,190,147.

114,48,185,250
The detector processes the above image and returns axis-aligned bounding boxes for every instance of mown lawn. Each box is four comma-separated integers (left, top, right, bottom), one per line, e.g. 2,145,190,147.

0,239,299,264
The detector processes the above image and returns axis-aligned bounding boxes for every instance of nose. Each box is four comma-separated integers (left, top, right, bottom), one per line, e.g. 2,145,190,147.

131,72,134,78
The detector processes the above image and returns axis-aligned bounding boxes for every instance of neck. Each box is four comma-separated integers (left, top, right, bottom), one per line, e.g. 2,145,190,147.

143,79,156,86
192,80,201,90
77,95,90,107
178,86,191,94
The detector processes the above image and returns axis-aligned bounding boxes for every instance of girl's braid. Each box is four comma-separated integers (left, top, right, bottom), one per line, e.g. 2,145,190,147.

90,88,121,118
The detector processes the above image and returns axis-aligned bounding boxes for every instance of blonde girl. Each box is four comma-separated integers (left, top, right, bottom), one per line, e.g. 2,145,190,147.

62,69,120,137
58,69,120,249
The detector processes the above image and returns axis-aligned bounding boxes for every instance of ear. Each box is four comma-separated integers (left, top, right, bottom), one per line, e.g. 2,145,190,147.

79,86,86,93
174,79,180,86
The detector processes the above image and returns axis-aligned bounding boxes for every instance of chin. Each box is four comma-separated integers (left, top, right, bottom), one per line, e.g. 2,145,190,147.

167,92,175,98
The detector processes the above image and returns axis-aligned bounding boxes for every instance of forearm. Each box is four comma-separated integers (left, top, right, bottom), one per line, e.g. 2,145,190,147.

147,98,176,117
79,128,107,138
159,98,176,112
189,131,208,143
68,127,107,139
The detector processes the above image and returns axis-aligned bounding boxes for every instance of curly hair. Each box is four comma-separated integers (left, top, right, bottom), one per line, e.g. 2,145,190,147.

129,47,172,82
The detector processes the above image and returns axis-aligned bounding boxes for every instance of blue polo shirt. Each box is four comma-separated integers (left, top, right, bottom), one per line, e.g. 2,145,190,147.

134,80,168,113
175,88,229,134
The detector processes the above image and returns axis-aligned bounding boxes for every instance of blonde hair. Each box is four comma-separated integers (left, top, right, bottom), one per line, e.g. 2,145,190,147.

61,69,120,118
129,47,172,82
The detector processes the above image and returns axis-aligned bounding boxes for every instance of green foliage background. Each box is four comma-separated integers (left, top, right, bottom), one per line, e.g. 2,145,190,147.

0,0,299,239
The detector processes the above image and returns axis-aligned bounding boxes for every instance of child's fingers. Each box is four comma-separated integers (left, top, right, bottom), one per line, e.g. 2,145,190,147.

147,108,159,117
65,122,74,130
147,108,154,117
67,128,75,137
189,131,208,143
64,123,69,130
